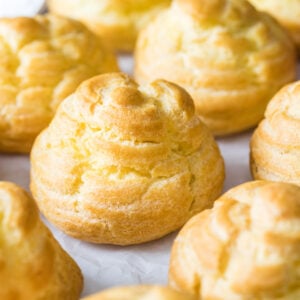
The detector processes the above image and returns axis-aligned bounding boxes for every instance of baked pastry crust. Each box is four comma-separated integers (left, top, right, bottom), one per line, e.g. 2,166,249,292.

169,180,300,299
30,72,225,245
134,0,297,135
0,181,83,300
0,14,118,153
251,81,300,185
82,285,195,300
47,0,171,52
249,0,300,49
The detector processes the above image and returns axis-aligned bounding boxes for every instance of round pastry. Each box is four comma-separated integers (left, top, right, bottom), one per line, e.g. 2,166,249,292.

82,285,195,300
47,0,171,52
169,180,300,299
248,0,300,49
30,72,225,245
250,81,300,185
0,181,83,300
134,0,297,135
0,14,118,153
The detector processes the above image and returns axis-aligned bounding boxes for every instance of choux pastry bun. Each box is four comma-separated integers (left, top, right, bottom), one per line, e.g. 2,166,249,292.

248,0,300,50
251,81,300,185
169,180,300,299
0,181,83,300
0,14,118,153
30,72,225,245
47,0,171,52
135,0,297,135
82,285,195,300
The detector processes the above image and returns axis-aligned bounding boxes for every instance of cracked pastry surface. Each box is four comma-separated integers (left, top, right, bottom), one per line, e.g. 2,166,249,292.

82,285,195,300
169,180,300,300
47,0,171,52
248,0,300,49
250,81,300,185
0,14,118,153
0,181,83,300
30,72,225,245
134,0,297,135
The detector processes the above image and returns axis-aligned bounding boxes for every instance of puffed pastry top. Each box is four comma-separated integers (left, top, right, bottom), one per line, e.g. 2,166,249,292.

169,180,300,299
249,0,300,49
47,0,171,52
0,14,118,153
251,81,300,185
82,285,195,300
30,72,225,245
135,0,297,135
0,181,83,300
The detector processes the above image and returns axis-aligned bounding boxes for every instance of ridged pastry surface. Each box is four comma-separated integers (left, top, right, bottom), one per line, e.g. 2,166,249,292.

47,0,171,52
0,14,118,153
169,180,300,299
249,0,300,49
0,181,83,300
30,72,225,245
251,81,300,185
135,0,297,135
82,285,195,300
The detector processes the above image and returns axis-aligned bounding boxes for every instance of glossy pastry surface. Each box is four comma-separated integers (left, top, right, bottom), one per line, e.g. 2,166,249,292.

251,81,300,185
249,0,300,49
47,0,171,52
82,285,195,300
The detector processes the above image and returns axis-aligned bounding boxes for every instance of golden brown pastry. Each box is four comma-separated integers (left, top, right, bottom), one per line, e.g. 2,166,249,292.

250,81,300,185
47,0,171,52
82,285,195,300
0,14,118,153
134,0,297,136
169,180,300,299
248,0,300,49
0,181,83,300
30,72,225,245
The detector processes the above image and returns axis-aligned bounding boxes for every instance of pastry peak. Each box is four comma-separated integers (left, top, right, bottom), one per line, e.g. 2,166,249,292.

172,0,257,23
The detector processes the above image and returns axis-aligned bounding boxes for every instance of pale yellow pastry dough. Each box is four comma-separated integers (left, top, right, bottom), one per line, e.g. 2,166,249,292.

169,180,300,300
135,0,297,135
30,72,225,245
251,81,300,185
0,14,118,153
47,0,171,52
0,181,83,300
249,0,300,49
82,285,195,300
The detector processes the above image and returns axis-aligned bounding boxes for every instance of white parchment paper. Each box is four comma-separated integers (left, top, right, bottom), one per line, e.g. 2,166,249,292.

0,2,298,298
0,0,46,17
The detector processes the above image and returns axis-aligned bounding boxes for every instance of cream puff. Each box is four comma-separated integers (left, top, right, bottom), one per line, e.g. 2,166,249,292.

0,181,83,300
135,0,297,135
30,72,225,245
0,14,118,153
169,180,300,299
